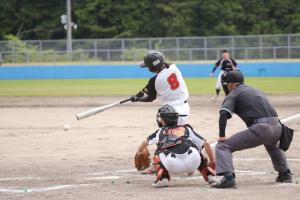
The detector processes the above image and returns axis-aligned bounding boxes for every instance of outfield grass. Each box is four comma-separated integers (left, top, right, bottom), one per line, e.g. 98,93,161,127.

0,77,299,96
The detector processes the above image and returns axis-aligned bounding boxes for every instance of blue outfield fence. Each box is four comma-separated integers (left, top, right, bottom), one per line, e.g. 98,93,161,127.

0,62,300,80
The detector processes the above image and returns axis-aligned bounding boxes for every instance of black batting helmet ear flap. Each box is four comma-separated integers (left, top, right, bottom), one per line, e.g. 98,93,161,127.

140,51,165,73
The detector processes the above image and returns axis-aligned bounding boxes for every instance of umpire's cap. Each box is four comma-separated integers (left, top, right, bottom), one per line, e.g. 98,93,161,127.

223,70,244,84
140,50,165,73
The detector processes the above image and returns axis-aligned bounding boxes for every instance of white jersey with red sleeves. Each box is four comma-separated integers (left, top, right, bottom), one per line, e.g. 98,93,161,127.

155,64,189,106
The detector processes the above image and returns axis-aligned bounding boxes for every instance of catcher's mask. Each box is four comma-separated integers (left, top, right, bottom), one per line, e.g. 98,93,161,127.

139,51,165,73
221,70,244,95
156,105,186,127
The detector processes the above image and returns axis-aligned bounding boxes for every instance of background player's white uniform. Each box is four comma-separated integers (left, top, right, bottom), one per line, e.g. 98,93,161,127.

210,53,237,98
214,59,236,90
147,125,205,175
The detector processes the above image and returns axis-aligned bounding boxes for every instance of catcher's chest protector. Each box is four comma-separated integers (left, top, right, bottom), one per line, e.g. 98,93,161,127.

158,127,189,148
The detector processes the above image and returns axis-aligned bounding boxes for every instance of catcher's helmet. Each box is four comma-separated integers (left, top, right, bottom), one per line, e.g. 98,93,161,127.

140,51,165,73
156,105,181,127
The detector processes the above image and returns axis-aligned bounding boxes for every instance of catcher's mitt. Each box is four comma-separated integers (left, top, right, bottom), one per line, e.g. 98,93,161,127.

134,148,151,171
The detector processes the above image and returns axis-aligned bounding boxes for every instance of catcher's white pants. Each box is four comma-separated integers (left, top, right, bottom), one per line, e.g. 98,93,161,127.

172,102,190,125
216,70,225,90
159,147,201,175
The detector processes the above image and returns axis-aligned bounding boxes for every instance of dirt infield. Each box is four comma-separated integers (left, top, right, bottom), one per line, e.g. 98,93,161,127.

0,95,299,200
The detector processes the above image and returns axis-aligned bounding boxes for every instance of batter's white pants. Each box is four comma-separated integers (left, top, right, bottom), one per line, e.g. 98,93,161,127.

216,70,225,90
172,102,190,125
159,147,201,175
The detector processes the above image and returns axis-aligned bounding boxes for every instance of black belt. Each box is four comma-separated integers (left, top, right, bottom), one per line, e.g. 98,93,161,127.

252,117,278,124
170,149,193,158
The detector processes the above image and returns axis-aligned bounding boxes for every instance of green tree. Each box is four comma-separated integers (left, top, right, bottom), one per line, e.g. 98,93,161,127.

0,1,66,40
0,0,300,40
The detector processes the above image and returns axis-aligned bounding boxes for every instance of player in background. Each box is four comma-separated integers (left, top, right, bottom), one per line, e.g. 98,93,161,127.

131,50,190,174
136,105,216,188
131,50,190,126
210,49,237,99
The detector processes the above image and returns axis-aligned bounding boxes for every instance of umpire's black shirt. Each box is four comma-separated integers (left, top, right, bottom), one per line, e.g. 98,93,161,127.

220,84,278,127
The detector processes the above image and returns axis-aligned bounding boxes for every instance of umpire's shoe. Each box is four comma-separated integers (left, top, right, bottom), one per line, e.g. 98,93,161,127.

211,173,236,189
276,170,293,183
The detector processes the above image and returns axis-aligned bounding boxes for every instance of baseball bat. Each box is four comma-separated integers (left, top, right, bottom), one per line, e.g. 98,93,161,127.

76,98,131,120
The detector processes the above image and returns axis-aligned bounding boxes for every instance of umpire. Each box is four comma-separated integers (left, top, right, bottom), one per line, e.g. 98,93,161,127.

212,70,293,188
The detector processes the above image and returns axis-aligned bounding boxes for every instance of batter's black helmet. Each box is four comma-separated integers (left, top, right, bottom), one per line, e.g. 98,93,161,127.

156,105,179,127
140,51,165,73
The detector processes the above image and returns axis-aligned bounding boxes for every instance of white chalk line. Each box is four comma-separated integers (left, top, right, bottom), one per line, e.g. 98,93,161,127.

281,113,300,123
84,176,121,180
86,169,136,176
0,177,44,181
0,183,93,194
234,158,300,162
0,165,296,194
1,113,299,194
271,183,300,187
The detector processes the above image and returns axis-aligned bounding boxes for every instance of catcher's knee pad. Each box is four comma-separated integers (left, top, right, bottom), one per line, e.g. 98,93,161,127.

154,155,170,182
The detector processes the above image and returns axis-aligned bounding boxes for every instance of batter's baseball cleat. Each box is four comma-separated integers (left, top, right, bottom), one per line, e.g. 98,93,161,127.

276,170,293,183
152,178,169,188
211,173,236,189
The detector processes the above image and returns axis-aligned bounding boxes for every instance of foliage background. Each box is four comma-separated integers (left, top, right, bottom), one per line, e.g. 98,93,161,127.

1,0,300,40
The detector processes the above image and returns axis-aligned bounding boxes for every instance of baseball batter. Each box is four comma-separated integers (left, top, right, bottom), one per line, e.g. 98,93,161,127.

136,105,216,188
210,49,237,99
131,50,190,125
212,70,293,188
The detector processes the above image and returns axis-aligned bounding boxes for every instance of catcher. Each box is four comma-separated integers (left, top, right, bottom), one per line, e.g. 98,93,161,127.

135,105,216,188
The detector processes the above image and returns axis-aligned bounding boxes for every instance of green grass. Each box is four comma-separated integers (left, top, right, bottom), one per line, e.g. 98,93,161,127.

0,77,299,96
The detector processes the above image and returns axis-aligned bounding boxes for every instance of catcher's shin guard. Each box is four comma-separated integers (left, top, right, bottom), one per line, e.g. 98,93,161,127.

153,155,170,183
